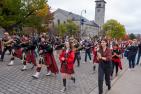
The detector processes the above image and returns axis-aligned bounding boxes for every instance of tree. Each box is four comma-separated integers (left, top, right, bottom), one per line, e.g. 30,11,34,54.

0,0,53,32
56,23,67,37
56,20,79,37
102,19,126,40
129,33,136,40
65,20,79,36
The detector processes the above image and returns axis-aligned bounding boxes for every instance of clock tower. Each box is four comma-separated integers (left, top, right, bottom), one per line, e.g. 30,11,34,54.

95,0,106,27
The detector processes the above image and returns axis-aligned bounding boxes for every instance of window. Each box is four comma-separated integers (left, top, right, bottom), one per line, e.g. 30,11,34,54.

98,4,101,7
57,19,60,25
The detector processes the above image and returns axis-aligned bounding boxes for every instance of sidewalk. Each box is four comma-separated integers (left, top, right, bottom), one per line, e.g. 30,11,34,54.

107,66,141,94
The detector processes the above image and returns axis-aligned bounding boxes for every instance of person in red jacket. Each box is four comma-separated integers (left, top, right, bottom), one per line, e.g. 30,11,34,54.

59,41,75,92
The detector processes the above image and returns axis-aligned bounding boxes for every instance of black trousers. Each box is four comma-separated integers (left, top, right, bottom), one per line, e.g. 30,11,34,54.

85,50,91,62
111,62,119,76
74,52,81,66
98,61,112,94
1,46,12,60
128,55,136,68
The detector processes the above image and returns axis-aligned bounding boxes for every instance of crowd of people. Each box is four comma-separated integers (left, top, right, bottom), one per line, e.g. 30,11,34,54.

0,32,141,94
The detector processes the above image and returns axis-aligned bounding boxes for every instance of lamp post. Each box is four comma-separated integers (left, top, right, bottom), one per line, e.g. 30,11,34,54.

80,9,86,40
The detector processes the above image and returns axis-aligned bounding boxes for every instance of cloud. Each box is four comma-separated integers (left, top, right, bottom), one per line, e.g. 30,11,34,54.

48,0,141,34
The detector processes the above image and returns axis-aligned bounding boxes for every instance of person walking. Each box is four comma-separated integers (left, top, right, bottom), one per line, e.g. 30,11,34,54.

59,41,75,92
97,39,112,94
127,40,138,70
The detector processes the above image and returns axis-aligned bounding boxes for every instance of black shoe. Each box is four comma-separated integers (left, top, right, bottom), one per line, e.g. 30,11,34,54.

93,66,96,71
108,85,111,90
71,77,75,83
21,69,27,71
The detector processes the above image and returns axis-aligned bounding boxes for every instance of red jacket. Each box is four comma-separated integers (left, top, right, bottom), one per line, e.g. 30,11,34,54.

93,47,98,63
59,50,75,70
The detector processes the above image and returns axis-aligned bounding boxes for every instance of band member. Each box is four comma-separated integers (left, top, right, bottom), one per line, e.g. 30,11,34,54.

21,35,37,71
8,34,23,66
0,32,13,61
32,36,59,78
59,41,75,92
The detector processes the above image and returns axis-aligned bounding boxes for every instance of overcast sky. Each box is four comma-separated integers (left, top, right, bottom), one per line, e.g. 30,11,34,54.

48,0,141,34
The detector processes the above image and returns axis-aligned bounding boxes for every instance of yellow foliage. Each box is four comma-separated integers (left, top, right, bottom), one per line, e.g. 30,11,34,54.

36,4,49,17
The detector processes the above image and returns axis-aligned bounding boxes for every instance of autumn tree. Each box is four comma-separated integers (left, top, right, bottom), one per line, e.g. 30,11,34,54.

0,0,53,32
102,19,126,40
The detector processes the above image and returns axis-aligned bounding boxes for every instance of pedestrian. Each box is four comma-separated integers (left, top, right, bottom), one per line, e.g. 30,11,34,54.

127,40,138,70
83,40,92,63
111,44,122,78
59,41,75,92
97,39,112,94
92,43,99,72
73,40,82,67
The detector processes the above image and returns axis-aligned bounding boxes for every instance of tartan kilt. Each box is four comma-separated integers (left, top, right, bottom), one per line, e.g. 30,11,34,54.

25,50,36,66
14,48,22,59
60,63,74,74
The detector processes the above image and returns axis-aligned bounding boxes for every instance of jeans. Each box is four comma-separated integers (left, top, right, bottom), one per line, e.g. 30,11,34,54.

111,62,118,76
136,51,141,65
74,52,81,66
128,55,136,68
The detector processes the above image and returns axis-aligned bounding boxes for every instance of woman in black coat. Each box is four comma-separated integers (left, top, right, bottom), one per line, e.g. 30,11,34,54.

127,40,138,70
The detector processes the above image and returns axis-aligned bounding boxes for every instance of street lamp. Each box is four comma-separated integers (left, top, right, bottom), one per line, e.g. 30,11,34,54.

80,9,86,40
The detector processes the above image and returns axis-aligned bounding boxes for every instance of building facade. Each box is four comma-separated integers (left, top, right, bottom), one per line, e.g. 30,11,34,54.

53,8,99,39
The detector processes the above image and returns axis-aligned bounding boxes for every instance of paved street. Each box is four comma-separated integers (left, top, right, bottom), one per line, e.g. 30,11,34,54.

108,65,141,94
0,53,128,94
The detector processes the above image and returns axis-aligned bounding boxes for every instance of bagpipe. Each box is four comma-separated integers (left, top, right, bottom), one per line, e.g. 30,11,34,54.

54,43,65,50
38,42,54,65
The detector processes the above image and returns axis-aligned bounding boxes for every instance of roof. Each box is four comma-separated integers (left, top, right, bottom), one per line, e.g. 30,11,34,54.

54,8,99,27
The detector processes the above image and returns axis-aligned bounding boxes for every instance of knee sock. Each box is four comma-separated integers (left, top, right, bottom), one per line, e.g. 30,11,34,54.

63,79,66,87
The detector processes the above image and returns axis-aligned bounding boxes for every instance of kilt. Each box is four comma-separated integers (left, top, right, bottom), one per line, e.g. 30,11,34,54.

26,50,36,66
60,63,74,74
44,53,59,74
14,48,22,59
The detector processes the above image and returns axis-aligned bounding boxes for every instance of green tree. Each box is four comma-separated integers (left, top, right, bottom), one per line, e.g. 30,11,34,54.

129,33,136,40
65,20,79,36
0,0,53,32
56,23,67,37
102,19,126,40
56,20,79,37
